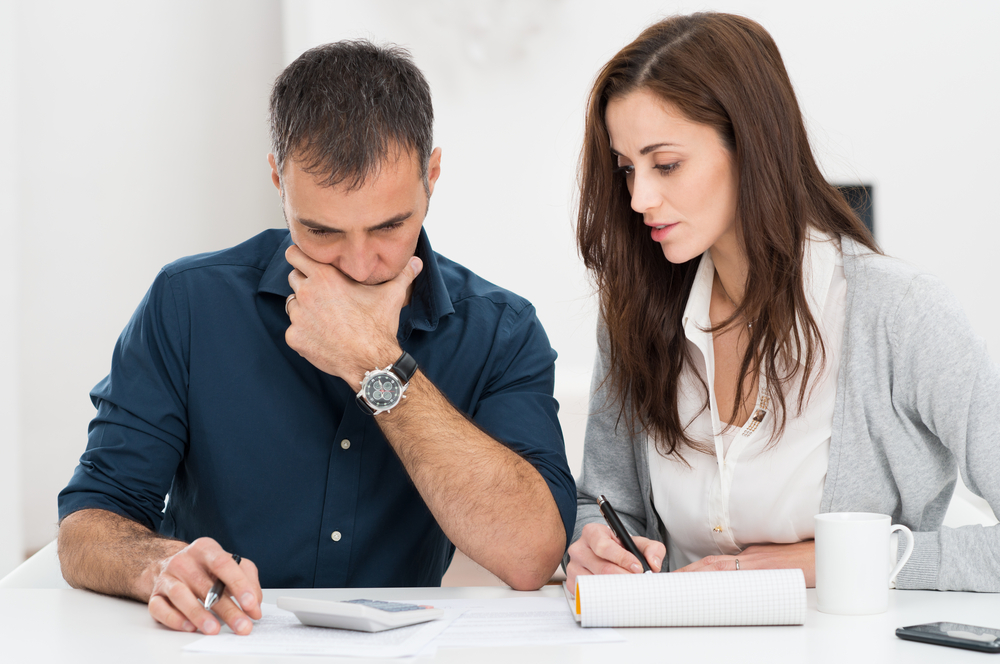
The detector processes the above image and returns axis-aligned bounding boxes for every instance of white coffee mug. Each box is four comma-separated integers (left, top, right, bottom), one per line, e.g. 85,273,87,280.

814,512,914,615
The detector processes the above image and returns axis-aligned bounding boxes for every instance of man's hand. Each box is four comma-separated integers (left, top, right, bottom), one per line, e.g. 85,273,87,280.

144,538,263,635
673,540,816,586
58,510,264,635
284,245,422,383
565,522,665,592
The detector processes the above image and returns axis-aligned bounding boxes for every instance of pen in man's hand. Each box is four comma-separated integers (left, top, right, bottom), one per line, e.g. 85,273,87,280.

598,495,652,573
204,553,241,610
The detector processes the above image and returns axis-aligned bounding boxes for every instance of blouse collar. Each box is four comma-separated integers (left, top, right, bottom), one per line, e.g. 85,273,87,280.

681,227,840,366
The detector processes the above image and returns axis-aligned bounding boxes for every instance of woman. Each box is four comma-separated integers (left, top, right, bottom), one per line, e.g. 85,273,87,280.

567,12,1000,592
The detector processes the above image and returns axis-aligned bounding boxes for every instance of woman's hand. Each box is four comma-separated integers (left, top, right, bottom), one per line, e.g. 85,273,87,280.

565,523,666,592
673,540,815,587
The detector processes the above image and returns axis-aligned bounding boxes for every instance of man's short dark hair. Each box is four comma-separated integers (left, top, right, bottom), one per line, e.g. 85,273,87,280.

269,40,434,190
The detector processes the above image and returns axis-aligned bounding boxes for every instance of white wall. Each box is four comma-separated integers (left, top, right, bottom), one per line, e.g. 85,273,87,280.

6,0,999,562
14,0,285,553
0,0,25,577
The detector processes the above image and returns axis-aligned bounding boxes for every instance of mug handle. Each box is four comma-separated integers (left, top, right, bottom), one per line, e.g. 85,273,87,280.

888,524,914,584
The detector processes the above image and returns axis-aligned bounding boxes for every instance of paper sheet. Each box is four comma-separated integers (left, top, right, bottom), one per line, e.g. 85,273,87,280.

408,596,623,650
184,596,622,658
183,603,457,658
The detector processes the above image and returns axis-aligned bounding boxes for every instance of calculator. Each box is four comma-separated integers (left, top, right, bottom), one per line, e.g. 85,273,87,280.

277,597,445,632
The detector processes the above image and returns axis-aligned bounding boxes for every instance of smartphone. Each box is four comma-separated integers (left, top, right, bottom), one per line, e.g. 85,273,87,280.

896,622,1000,653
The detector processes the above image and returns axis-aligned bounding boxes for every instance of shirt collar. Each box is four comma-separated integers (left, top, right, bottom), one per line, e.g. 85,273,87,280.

258,232,296,298
800,226,839,326
257,228,454,337
794,227,840,366
682,251,717,346
681,227,840,365
405,230,455,334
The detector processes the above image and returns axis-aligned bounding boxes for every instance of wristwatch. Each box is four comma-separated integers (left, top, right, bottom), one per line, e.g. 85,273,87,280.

355,351,418,415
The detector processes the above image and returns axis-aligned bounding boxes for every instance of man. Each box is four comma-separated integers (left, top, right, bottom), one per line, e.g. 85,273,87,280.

57,41,575,636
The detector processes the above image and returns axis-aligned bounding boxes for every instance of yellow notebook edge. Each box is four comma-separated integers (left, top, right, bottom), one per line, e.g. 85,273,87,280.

562,581,581,623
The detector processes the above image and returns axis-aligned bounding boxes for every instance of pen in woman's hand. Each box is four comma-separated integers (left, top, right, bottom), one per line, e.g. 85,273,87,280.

204,553,242,610
598,495,653,573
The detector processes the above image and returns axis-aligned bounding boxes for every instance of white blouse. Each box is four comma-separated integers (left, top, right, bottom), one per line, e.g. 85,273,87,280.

648,229,847,570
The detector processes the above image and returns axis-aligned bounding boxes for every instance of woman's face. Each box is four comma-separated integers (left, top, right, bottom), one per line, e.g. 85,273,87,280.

605,88,739,265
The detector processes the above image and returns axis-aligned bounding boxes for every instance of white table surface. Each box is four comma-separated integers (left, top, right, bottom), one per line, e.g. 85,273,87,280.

1,584,997,663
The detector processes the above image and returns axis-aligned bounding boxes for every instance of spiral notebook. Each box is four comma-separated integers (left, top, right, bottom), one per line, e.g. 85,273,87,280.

568,569,806,627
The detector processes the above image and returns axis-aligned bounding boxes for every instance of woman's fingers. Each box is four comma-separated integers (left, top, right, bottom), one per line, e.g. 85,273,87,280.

671,541,816,586
673,555,735,573
636,537,666,572
586,523,645,573
566,523,667,590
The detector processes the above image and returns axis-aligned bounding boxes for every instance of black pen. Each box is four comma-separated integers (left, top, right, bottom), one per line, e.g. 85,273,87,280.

598,495,652,573
204,553,241,610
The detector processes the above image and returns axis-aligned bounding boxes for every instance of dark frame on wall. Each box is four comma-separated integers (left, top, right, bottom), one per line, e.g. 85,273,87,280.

835,184,874,237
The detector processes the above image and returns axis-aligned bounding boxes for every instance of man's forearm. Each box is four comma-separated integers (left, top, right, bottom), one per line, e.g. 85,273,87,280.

58,508,186,601
376,371,566,590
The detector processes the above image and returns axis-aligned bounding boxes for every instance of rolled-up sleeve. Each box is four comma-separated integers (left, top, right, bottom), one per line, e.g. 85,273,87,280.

469,303,577,548
58,269,189,530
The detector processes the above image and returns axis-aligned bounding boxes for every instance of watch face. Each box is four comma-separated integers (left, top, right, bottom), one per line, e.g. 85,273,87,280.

363,371,402,409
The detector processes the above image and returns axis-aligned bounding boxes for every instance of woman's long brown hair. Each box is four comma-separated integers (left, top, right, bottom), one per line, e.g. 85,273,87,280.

577,13,878,458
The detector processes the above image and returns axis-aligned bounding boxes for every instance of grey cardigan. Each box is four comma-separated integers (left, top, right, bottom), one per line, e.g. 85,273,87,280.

573,237,1000,591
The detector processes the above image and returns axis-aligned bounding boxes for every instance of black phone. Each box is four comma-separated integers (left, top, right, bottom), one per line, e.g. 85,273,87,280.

896,622,1000,653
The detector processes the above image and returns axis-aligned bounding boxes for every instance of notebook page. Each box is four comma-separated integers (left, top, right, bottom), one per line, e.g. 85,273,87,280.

576,569,806,627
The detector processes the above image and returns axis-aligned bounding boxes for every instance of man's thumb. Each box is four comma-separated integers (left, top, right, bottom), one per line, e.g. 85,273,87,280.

407,256,423,280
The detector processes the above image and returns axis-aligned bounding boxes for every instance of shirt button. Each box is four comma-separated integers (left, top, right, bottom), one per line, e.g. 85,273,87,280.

331,531,342,542
340,439,351,450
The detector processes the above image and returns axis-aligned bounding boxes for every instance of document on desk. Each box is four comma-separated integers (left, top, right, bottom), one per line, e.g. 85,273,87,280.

408,596,623,650
182,603,458,658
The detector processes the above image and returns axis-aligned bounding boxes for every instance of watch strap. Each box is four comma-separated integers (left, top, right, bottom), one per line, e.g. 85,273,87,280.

388,351,418,383
355,394,377,415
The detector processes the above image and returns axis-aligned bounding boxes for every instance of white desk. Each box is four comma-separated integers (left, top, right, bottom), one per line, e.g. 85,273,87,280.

1,584,997,663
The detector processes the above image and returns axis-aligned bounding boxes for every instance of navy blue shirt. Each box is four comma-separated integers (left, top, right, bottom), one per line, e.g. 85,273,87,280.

58,229,576,588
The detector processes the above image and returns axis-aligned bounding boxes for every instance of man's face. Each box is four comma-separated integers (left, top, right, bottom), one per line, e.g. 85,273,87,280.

269,148,441,285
